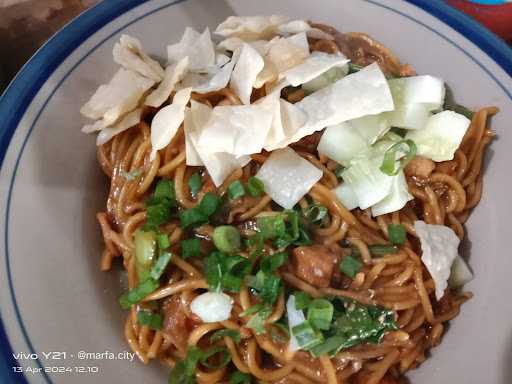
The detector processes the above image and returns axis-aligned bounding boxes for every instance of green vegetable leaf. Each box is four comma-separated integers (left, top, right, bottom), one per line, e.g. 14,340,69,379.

120,278,159,309
388,224,407,245
213,225,241,253
380,139,417,176
228,180,246,199
137,311,163,330
150,252,173,280
188,172,203,196
294,291,312,310
210,329,241,344
181,238,201,259
303,203,328,224
340,255,362,278
247,176,265,197
307,299,334,331
204,251,252,293
246,306,272,334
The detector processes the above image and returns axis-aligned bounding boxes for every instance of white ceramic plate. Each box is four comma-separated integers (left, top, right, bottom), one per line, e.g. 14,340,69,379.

0,1,511,383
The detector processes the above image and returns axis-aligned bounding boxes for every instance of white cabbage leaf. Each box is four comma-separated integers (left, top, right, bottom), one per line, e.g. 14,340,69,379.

388,75,445,111
255,147,322,209
333,183,359,211
150,87,191,160
215,15,289,40
283,51,349,87
286,295,306,352
371,170,413,216
145,56,189,108
277,20,335,40
385,103,431,130
229,43,265,104
414,220,459,300
113,34,164,82
80,68,155,126
96,108,142,146
405,110,470,161
317,122,370,166
167,27,215,72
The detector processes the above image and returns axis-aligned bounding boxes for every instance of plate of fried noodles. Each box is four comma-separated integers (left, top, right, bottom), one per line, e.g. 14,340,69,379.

0,1,511,384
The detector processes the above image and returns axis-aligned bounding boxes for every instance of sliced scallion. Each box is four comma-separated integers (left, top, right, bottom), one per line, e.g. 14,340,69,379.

136,311,163,330
150,252,173,280
247,176,265,197
380,139,417,176
213,226,241,253
307,299,334,331
388,224,407,245
119,278,159,309
181,238,201,259
291,321,324,350
188,172,202,196
228,180,246,199
340,255,362,278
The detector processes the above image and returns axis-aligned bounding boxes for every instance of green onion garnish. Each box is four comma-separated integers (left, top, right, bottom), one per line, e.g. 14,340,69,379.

204,251,252,293
134,230,157,282
119,278,159,309
150,252,173,280
309,335,348,357
380,139,417,176
209,329,241,344
198,192,222,216
260,252,288,274
240,303,266,317
181,238,201,259
303,203,328,223
256,214,286,239
144,180,177,231
228,180,246,199
334,165,345,180
168,347,202,384
136,311,163,330
213,225,241,253
198,346,231,369
246,306,271,335
294,291,312,310
229,371,252,384
260,274,282,305
247,176,265,197
292,321,324,350
156,233,170,249
388,224,406,245
188,172,202,196
340,255,362,278
179,207,208,229
307,299,334,331
351,244,399,258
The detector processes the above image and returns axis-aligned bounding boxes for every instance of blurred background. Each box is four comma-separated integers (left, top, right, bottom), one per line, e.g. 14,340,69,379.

0,0,511,93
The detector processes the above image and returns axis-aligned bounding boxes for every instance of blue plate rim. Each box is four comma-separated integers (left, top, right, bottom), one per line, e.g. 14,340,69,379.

0,0,510,383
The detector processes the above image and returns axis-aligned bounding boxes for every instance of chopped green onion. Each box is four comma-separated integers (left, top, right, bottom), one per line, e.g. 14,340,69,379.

181,238,201,259
348,63,364,73
247,176,265,197
307,299,334,330
137,311,163,330
240,303,266,317
260,274,282,305
213,226,241,253
292,321,324,349
256,214,286,239
246,306,271,334
119,278,159,309
340,255,363,278
157,233,170,249
310,335,348,357
188,172,202,196
154,179,175,200
269,322,290,343
179,208,208,229
294,292,312,310
303,204,328,223
380,139,417,176
388,224,406,245
334,165,345,180
260,252,288,274
204,251,251,293
168,347,202,384
199,346,231,369
151,251,173,279
229,371,251,384
134,230,157,282
228,180,246,199
210,329,241,344
144,180,177,231
198,192,222,216
150,252,173,280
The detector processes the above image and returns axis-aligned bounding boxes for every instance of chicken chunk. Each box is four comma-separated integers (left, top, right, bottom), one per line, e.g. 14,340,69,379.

292,245,338,288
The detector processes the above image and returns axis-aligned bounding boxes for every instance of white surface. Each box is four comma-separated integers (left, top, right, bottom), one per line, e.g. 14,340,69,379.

0,1,510,383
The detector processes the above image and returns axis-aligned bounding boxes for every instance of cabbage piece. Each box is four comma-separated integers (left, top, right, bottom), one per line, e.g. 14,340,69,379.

82,119,105,134
96,108,142,146
284,51,349,87
190,292,233,322
150,87,191,160
215,15,289,40
80,68,154,125
388,75,445,111
289,63,394,145
286,295,306,352
405,110,470,161
265,33,309,74
188,101,250,186
195,98,275,156
341,155,393,210
255,147,322,209
277,20,334,40
349,114,391,144
333,183,359,211
448,255,473,289
167,27,215,72
113,35,164,82
317,122,370,166
385,103,431,130
190,57,237,94
265,99,307,151
183,107,203,166
229,43,264,104
145,56,189,108
414,221,459,300
371,171,413,216
302,66,348,95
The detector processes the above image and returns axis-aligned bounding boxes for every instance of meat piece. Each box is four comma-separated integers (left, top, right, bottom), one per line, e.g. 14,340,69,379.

162,295,193,354
405,156,435,179
292,245,338,288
